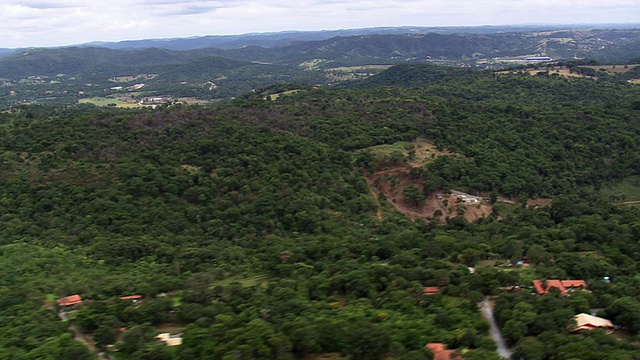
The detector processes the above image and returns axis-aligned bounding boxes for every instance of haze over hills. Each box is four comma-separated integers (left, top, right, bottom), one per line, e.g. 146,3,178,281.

79,24,640,51
2,23,640,54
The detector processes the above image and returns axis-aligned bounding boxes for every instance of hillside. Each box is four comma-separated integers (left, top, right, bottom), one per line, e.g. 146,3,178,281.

2,65,640,359
81,24,640,51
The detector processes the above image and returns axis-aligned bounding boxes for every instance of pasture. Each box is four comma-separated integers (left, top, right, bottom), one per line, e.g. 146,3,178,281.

109,74,157,83
79,97,144,108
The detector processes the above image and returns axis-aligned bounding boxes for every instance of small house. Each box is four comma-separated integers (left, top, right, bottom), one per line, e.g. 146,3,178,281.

532,279,587,295
423,287,440,296
57,294,82,307
425,343,462,360
572,313,614,333
156,333,183,346
119,295,142,301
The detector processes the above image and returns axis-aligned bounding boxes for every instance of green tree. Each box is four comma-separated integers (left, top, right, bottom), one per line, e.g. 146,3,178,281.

345,322,391,360
403,184,425,207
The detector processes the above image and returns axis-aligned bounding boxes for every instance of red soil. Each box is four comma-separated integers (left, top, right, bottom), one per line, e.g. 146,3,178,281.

367,166,493,223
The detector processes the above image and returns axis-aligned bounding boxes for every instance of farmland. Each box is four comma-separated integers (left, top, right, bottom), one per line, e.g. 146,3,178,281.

79,97,144,108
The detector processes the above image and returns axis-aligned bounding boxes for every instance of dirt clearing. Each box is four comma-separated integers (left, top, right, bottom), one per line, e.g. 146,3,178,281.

368,167,492,223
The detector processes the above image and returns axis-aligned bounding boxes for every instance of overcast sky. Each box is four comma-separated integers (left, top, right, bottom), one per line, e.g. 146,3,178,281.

1,0,638,48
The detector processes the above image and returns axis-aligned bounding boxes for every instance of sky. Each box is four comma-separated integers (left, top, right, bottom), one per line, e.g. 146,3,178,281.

1,0,639,48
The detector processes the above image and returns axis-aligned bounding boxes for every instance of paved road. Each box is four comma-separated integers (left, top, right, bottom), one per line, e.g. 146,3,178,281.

59,311,113,360
480,298,513,359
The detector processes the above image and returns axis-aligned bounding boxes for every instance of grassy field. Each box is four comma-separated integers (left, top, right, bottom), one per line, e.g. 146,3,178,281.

501,64,639,80
362,138,454,165
506,264,539,284
213,274,270,288
325,65,392,72
267,90,300,101
362,141,414,162
600,176,640,203
299,59,327,70
583,65,638,74
79,97,143,108
108,74,156,83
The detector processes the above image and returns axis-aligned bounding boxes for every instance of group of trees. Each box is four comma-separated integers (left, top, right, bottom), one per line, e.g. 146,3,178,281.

1,64,640,358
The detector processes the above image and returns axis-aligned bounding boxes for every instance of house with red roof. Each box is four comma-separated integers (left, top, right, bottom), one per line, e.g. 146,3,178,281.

425,343,462,360
119,295,142,301
423,287,441,296
57,294,82,307
532,279,587,295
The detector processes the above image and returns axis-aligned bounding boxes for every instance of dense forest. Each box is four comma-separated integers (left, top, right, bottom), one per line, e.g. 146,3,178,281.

2,64,640,359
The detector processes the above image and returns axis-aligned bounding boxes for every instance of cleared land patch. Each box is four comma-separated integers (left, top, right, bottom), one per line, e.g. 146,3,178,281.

501,64,639,80
267,90,300,101
601,175,640,203
325,65,392,72
363,138,454,167
79,97,144,108
364,139,492,223
109,74,157,83
213,274,270,288
325,65,392,82
298,59,327,70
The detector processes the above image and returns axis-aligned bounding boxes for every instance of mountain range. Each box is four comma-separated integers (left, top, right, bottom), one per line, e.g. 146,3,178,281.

0,25,639,107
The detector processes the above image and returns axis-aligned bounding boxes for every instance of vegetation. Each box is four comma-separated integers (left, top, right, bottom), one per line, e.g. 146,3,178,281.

1,27,639,108
1,60,640,359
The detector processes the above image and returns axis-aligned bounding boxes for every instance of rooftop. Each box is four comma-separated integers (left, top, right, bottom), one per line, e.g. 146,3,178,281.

57,294,82,307
425,343,462,360
532,279,586,295
423,287,441,295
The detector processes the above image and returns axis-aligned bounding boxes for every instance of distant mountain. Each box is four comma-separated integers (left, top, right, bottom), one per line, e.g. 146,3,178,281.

193,29,640,65
0,49,16,58
2,28,639,80
81,24,640,51
0,47,247,79
1,26,639,107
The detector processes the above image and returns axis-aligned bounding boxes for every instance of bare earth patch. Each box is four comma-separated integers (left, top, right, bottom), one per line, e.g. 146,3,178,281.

366,140,493,222
368,167,493,223
527,198,553,208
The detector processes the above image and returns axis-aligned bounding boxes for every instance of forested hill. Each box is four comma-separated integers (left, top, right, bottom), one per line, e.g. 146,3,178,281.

5,28,640,68
0,47,248,79
81,25,615,51
80,27,640,62
2,67,640,359
1,27,639,108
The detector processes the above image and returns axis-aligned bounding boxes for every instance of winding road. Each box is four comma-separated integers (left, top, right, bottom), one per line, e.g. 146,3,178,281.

480,298,513,359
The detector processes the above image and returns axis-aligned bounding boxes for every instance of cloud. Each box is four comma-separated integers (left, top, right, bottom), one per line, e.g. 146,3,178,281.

0,0,638,48
4,0,81,9
147,1,240,16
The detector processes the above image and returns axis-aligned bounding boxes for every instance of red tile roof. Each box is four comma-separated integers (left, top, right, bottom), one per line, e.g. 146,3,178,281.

57,294,82,307
119,295,142,301
425,343,462,360
532,279,586,295
562,280,587,288
426,343,446,353
423,287,440,295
